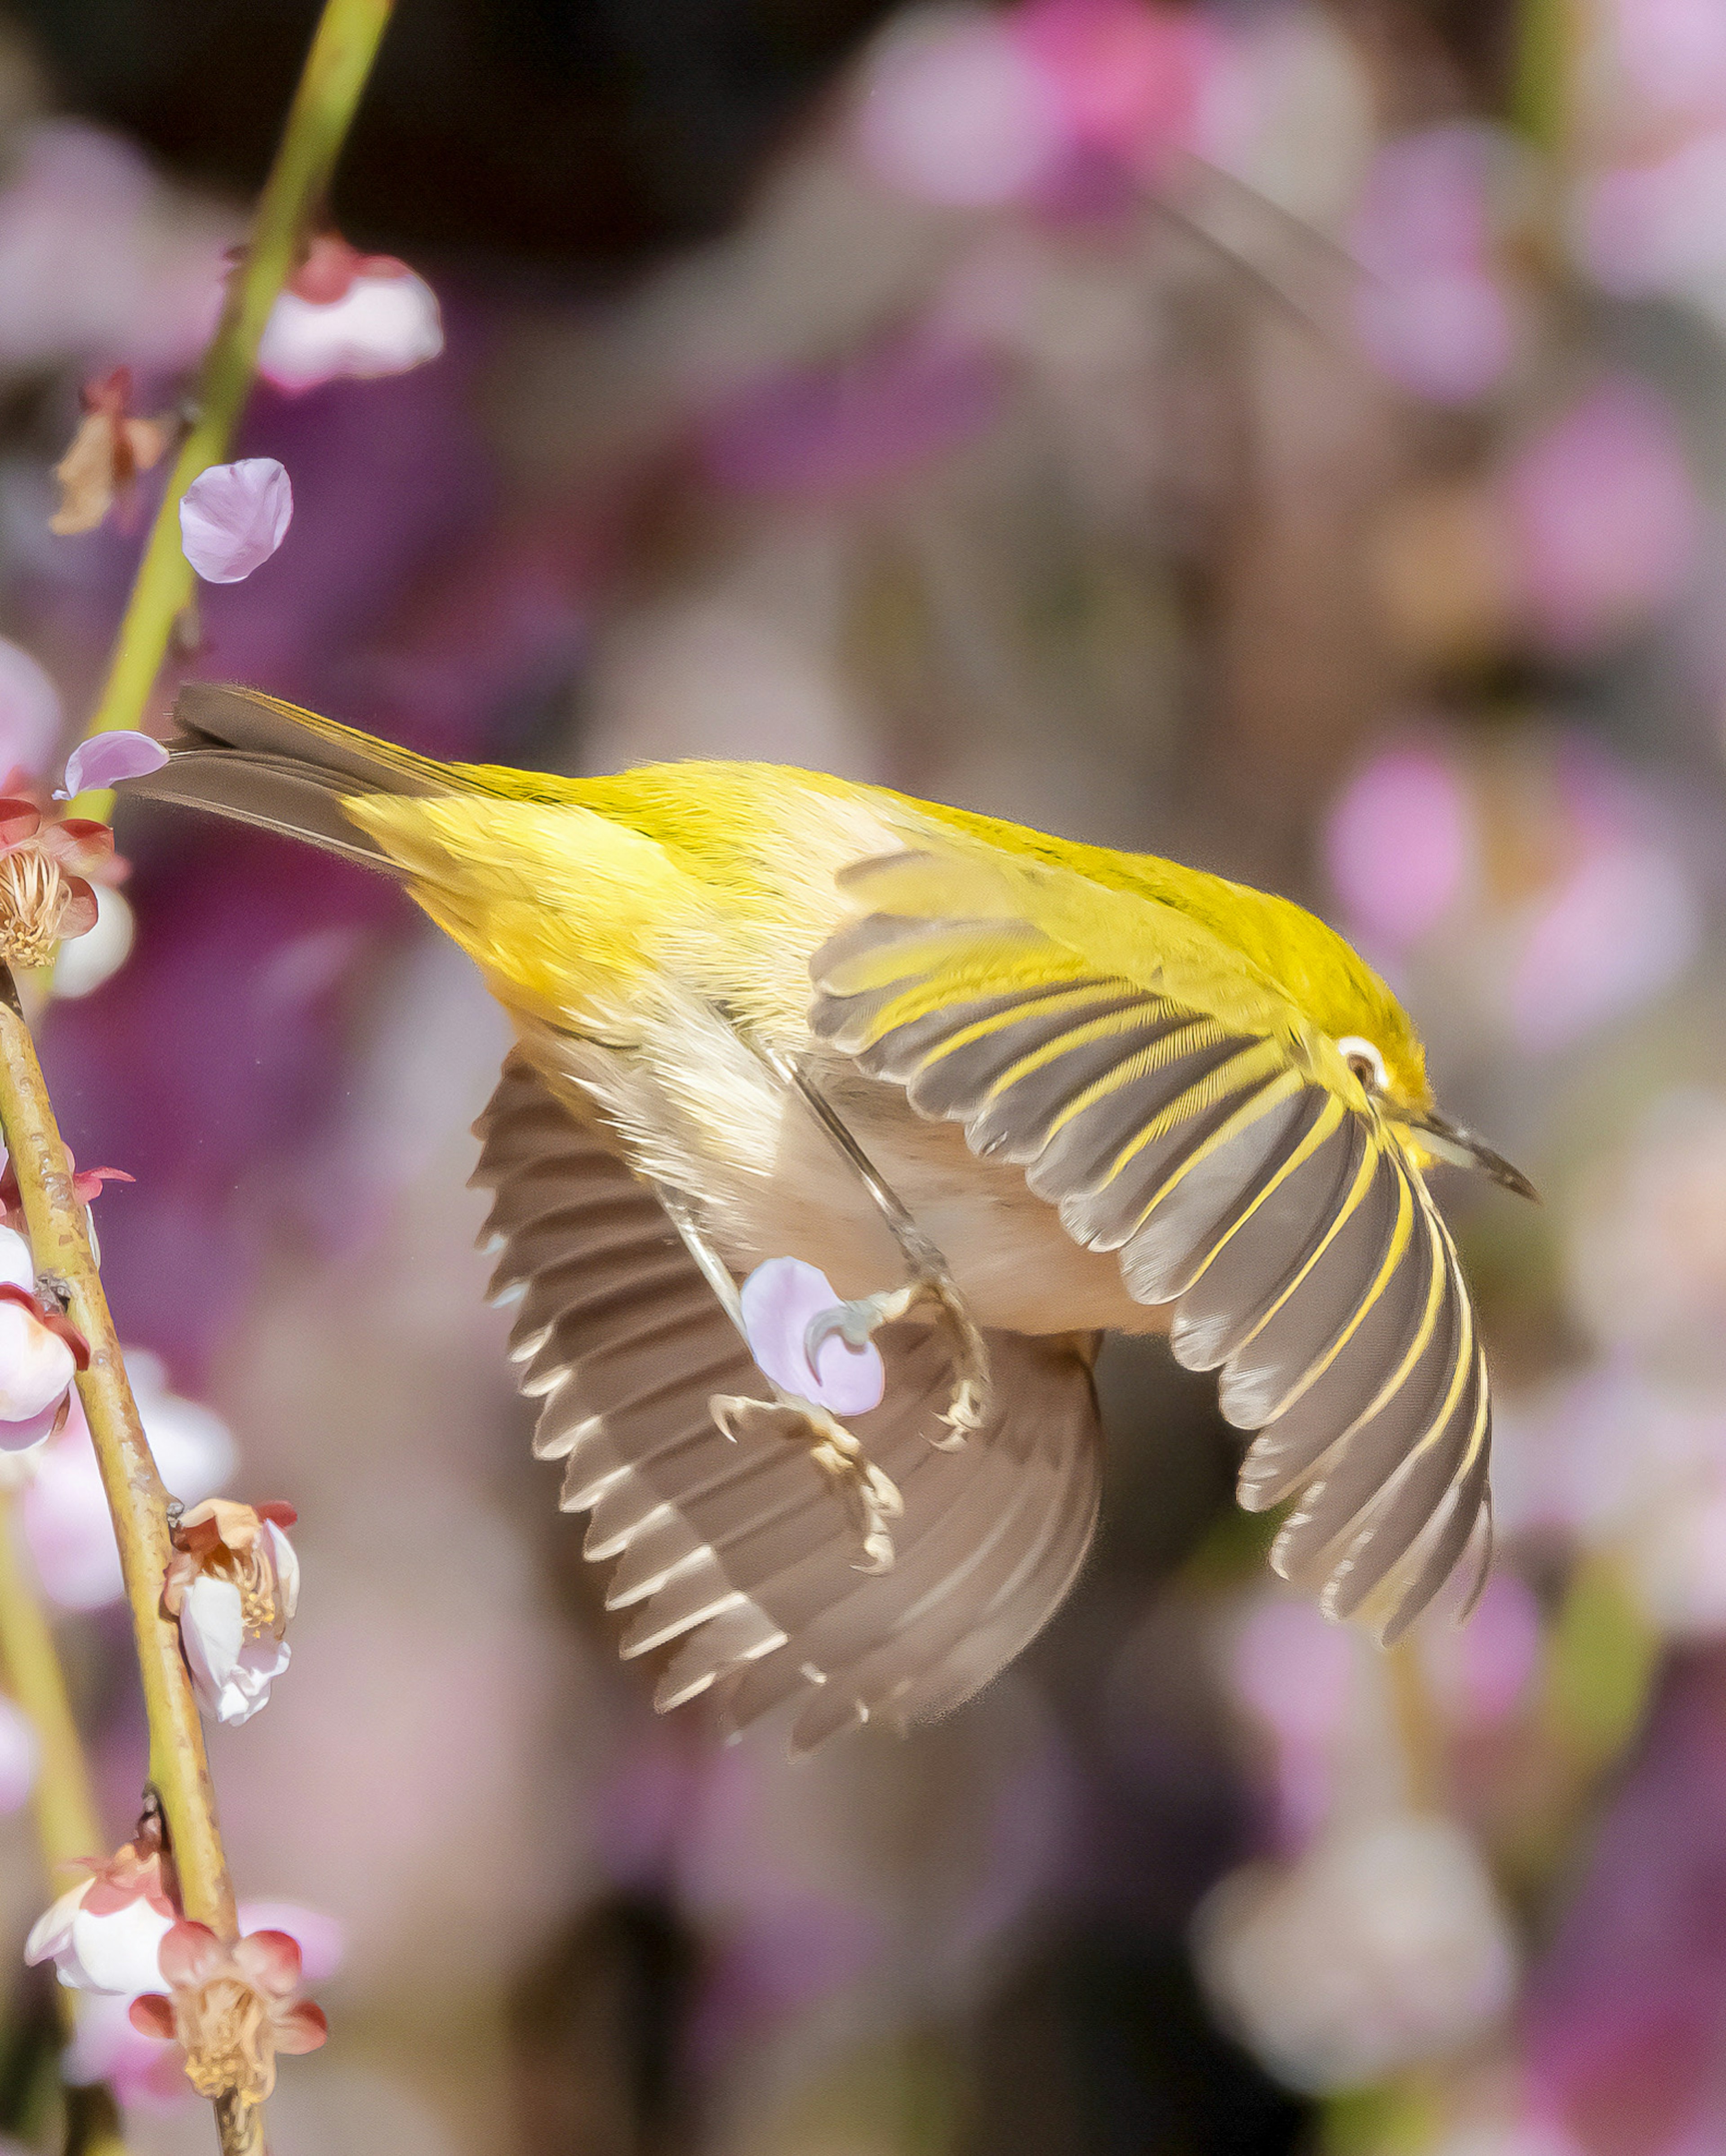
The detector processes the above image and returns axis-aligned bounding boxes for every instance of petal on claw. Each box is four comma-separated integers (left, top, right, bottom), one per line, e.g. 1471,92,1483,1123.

740,1256,886,1415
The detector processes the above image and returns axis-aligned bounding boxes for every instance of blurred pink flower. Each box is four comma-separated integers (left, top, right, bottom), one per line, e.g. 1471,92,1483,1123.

1507,833,1698,1054
855,9,1066,207
26,1840,178,1996
1422,1572,1542,1732
163,1499,300,1727
1194,1812,1517,2092
1351,124,1523,404
1227,1593,1357,1849
1498,382,1701,655
1324,739,1475,954
0,640,63,780
0,1694,39,1814
23,1360,233,1610
739,1257,885,1415
1576,133,1726,302
1604,0,1726,124
259,237,443,394
178,458,293,584
1007,0,1220,177
57,730,167,800
0,123,231,372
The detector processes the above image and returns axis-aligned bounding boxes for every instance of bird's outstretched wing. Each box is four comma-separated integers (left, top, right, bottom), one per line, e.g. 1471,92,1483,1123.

473,1056,1102,1754
808,850,1490,1642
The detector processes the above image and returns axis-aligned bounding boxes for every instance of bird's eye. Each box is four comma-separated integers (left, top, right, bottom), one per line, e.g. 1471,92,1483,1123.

1337,1035,1387,1092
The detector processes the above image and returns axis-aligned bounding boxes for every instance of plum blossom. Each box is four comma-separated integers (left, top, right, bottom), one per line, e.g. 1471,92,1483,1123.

49,368,171,537
178,458,292,584
258,234,443,393
62,1899,344,2111
24,1359,233,1610
129,1922,327,2104
1193,1812,1517,2093
0,797,115,968
739,1257,886,1415
1349,124,1525,406
25,1837,178,1995
162,1499,299,1726
0,1222,86,1451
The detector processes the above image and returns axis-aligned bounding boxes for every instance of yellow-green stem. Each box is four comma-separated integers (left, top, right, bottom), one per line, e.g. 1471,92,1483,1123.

74,0,396,821
0,972,249,2149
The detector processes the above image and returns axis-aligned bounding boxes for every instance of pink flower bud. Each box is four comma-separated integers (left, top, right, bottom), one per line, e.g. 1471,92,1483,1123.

178,458,292,584
258,263,443,394
163,1499,299,1725
25,1841,178,1996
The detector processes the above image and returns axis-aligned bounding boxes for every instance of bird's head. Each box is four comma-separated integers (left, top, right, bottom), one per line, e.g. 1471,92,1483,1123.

1308,948,1538,1202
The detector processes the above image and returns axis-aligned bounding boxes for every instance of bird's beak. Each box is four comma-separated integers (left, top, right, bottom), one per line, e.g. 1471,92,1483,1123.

1399,1106,1540,1202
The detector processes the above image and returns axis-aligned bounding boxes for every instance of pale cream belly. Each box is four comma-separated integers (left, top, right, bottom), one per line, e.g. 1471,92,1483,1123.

514,1003,1171,1340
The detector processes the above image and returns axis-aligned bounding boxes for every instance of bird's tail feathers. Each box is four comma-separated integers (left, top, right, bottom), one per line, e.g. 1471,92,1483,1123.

125,682,457,871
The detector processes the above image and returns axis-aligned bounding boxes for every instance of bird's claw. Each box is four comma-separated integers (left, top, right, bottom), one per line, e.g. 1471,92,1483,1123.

803,1273,992,1445
714,1391,903,1570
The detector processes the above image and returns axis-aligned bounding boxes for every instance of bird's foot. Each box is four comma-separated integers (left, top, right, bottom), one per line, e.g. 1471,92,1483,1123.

710,1394,903,1571
805,1266,991,1446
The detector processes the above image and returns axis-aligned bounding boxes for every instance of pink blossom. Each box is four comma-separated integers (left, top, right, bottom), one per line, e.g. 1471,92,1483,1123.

0,1694,39,1814
258,240,443,394
739,1257,886,1415
178,457,293,584
23,1362,233,1610
0,1222,85,1446
25,1840,178,1996
1604,0,1726,124
1498,381,1701,654
1324,740,1475,954
162,1499,299,1726
129,1921,326,2104
1575,134,1726,301
57,730,168,800
855,10,1066,207
1007,0,1219,177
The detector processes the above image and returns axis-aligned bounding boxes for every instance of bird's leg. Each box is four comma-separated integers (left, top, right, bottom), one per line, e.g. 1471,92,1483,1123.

750,1040,992,1443
651,1178,903,1572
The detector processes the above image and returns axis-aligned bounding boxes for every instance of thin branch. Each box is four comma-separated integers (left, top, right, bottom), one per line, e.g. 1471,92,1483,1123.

0,972,244,2147
73,0,397,818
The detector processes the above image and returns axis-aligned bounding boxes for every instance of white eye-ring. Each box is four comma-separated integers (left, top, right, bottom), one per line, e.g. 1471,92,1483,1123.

1337,1035,1387,1092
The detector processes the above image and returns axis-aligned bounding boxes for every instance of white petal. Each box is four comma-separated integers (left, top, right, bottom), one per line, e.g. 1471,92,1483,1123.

67,1894,175,1995
0,1302,74,1420
178,1573,245,1719
265,1519,299,1622
24,1878,90,1969
214,1636,290,1727
52,885,134,1000
0,1225,34,1295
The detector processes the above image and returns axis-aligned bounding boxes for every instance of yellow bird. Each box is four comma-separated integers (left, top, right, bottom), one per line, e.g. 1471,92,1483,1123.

130,683,1533,1754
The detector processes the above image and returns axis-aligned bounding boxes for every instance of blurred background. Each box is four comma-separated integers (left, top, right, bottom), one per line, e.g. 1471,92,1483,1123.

0,0,1722,2149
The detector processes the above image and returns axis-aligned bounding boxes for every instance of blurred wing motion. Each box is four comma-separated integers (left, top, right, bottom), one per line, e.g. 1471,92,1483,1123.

473,1056,1103,1754
810,851,1490,1642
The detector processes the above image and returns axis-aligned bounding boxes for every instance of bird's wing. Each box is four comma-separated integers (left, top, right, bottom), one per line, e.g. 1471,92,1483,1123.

473,1055,1102,1754
807,849,1490,1642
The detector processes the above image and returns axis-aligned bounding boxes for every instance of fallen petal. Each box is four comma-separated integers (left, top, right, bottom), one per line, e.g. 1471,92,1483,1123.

60,732,167,799
178,458,293,584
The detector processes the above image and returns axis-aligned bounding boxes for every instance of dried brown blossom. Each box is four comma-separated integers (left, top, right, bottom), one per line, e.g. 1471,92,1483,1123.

49,368,171,537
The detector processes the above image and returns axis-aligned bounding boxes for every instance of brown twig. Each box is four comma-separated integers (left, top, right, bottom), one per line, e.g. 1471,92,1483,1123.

0,968,252,2149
